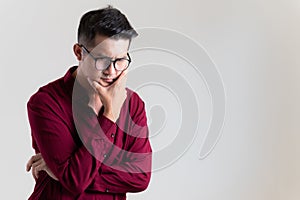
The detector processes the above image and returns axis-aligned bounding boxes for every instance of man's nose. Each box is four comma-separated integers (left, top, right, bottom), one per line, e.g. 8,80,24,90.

104,62,116,74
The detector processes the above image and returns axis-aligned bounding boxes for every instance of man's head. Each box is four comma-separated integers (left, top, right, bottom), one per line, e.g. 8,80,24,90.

74,6,137,87
77,5,138,48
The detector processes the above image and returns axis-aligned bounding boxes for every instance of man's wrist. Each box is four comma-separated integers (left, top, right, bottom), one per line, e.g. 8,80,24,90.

103,109,116,122
87,103,99,116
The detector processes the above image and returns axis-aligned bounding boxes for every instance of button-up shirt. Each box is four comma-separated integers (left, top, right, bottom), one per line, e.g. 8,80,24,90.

27,66,152,200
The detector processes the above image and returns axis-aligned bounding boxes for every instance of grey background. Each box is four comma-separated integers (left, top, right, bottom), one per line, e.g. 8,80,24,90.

0,0,299,199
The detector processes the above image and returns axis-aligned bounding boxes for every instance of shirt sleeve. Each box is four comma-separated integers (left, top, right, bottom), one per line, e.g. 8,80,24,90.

27,91,115,196
90,92,152,193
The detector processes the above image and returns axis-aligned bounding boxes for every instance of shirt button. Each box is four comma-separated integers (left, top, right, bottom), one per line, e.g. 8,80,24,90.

103,154,107,158
111,133,115,138
105,188,109,192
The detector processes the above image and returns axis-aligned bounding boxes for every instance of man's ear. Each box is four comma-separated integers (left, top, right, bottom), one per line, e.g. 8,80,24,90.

73,43,83,61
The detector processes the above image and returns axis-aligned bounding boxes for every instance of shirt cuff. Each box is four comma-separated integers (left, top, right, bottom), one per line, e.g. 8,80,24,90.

97,114,117,143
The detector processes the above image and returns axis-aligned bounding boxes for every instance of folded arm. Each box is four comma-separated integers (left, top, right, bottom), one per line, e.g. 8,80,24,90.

27,92,114,195
27,91,152,195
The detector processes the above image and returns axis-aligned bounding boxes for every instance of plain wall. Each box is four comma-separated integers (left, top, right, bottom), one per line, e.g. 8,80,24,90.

0,0,299,199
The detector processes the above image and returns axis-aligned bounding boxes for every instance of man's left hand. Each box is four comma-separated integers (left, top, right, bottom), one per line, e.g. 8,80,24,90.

26,153,58,181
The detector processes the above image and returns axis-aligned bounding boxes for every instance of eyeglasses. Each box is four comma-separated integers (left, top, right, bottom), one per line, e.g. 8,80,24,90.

79,44,131,71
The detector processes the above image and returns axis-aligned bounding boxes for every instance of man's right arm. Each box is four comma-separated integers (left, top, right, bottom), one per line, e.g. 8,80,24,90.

27,92,115,195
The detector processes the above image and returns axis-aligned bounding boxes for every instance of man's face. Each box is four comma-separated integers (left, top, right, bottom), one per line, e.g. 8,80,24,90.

80,34,130,87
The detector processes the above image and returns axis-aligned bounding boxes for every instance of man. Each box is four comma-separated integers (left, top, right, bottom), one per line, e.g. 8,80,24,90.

26,6,152,199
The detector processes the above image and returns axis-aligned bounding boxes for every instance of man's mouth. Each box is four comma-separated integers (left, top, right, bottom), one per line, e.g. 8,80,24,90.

101,77,115,83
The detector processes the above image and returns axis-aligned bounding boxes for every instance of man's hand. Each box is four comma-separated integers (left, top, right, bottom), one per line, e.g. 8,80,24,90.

87,90,103,116
26,153,58,181
89,69,128,122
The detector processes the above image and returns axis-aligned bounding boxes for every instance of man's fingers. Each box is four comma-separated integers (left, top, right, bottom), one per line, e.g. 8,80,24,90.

114,69,128,85
27,154,58,182
31,158,44,181
88,68,128,92
26,162,32,172
32,159,43,168
87,77,97,91
119,70,128,86
32,163,40,181
87,76,104,92
26,153,42,171
92,80,106,96
106,70,127,91
31,168,37,181
32,159,43,180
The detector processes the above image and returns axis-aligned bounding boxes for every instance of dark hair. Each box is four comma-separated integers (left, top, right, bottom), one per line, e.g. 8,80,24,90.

77,6,138,47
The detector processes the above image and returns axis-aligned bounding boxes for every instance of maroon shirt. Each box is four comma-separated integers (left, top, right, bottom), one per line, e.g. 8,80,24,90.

27,66,152,200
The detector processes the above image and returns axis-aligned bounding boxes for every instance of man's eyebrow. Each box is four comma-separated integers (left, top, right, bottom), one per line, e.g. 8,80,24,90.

93,53,128,59
90,51,110,58
93,54,110,58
